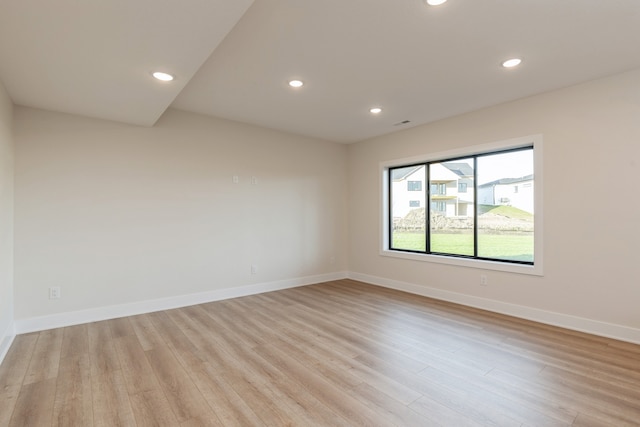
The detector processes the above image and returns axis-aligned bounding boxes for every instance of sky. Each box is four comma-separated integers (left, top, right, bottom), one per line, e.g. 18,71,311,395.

477,149,533,185
446,149,533,185
392,148,534,185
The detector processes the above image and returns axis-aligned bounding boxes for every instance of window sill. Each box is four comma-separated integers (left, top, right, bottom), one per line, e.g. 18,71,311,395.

380,249,543,276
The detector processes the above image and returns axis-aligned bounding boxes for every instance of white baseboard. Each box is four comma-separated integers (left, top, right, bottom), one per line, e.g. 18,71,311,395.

14,271,348,334
0,321,16,366
10,269,640,346
348,271,640,345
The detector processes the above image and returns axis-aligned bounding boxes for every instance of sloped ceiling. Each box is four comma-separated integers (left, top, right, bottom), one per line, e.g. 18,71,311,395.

0,0,254,126
1,0,639,142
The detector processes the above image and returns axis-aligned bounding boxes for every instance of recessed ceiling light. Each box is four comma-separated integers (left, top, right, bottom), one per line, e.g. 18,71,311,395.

426,0,447,5
152,71,174,82
502,58,522,68
370,107,382,114
288,80,304,88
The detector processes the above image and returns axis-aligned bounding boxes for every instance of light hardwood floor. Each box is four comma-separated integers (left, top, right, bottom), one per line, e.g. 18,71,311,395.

1,279,639,426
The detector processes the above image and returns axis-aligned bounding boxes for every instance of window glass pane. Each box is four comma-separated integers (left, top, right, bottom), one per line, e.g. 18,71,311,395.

390,165,426,251
477,149,534,262
408,181,422,191
429,159,474,256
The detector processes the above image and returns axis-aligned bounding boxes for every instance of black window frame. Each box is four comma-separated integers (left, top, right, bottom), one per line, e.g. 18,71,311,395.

388,146,534,266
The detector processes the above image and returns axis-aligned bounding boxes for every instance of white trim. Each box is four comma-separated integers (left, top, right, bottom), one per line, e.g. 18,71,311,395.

380,250,541,275
380,134,543,276
379,134,540,169
10,269,640,347
348,271,640,345
0,321,16,366
14,271,348,334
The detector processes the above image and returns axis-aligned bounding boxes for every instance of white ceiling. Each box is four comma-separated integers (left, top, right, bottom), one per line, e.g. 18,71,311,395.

1,0,639,143
0,0,254,126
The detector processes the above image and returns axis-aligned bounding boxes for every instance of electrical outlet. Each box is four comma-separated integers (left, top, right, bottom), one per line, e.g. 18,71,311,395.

251,176,258,185
480,275,488,286
49,286,61,299
232,175,239,184
251,265,258,275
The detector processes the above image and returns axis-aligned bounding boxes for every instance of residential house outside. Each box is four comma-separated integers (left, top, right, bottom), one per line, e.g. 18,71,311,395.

430,162,474,217
391,162,475,221
477,175,534,214
391,165,425,219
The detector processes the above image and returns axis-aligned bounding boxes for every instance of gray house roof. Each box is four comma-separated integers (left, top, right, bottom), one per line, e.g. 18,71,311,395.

391,165,423,181
442,162,474,177
392,163,473,181
478,174,534,188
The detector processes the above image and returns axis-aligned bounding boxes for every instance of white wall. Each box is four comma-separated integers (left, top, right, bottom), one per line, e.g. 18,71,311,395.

0,79,14,360
13,108,348,324
348,69,640,340
9,69,640,343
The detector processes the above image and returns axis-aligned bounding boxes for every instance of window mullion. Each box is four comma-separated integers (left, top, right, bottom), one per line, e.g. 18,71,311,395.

473,156,478,258
426,162,430,254
388,168,393,250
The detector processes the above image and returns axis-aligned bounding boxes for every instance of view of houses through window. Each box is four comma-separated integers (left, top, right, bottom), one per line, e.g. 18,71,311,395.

389,147,534,264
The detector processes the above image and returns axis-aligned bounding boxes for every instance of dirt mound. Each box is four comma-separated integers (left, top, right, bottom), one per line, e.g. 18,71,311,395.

394,208,533,232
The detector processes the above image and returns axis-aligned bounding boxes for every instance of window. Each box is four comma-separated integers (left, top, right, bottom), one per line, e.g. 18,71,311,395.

391,165,426,250
408,181,422,191
430,201,446,212
429,158,475,256
430,183,446,195
386,143,536,267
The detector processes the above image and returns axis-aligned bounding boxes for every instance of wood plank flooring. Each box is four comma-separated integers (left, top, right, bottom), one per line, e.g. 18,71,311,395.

1,279,639,426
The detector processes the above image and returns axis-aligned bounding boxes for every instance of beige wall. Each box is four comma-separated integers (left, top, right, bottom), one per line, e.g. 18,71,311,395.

0,80,14,344
13,108,348,320
348,69,640,331
9,68,640,340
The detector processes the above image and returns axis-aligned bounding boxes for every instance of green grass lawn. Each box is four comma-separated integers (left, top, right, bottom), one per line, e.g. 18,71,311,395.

392,231,533,262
